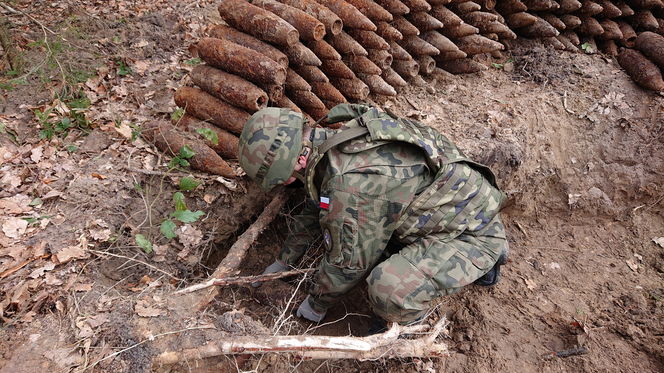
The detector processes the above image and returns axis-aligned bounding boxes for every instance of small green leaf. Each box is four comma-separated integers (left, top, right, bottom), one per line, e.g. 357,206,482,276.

67,145,78,153
179,159,190,167
160,220,177,239
180,145,195,159
581,42,593,54
170,209,204,223
22,217,38,224
197,128,219,145
492,62,504,69
173,192,187,211
29,198,43,206
180,177,200,191
171,107,184,121
135,234,153,253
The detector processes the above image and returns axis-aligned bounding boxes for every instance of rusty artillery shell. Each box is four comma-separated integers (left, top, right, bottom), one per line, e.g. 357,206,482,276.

283,42,322,66
326,31,368,56
376,21,404,41
576,0,604,16
540,13,566,31
433,49,468,60
345,0,393,22
175,115,240,160
400,35,440,56
288,89,326,109
357,73,397,95
656,18,664,34
416,55,437,74
267,85,285,102
505,12,537,28
391,16,420,36
596,0,622,18
143,120,235,177
391,59,420,77
293,65,330,83
344,54,383,74
329,77,371,100
307,39,342,60
319,99,342,110
448,1,482,14
615,1,635,17
497,28,518,40
207,25,288,68
615,20,637,46
518,16,560,38
522,0,559,11
554,0,583,13
368,48,394,69
439,24,480,39
401,0,432,12
304,105,330,122
279,0,344,35
430,6,463,26
597,19,624,39
428,0,453,5
317,0,377,31
321,59,357,78
197,38,286,86
190,65,268,113
406,12,445,31
478,20,512,34
420,31,459,52
286,68,312,91
272,94,306,118
556,34,580,51
252,0,326,41
562,30,581,44
389,41,414,60
559,14,582,29
596,39,618,55
629,0,664,9
347,29,391,50
576,17,604,36
375,0,410,16
636,31,664,69
381,66,408,86
462,11,500,25
454,34,504,55
437,58,482,74
218,0,299,46
476,0,497,10
543,36,566,50
311,82,348,103
495,0,528,14
629,10,660,32
175,87,251,135
617,49,664,91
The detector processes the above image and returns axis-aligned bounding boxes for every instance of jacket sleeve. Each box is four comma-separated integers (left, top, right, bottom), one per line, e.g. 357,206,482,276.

308,185,412,313
277,200,322,265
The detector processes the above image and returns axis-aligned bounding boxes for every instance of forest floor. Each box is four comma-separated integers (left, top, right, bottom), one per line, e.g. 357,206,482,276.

0,0,663,372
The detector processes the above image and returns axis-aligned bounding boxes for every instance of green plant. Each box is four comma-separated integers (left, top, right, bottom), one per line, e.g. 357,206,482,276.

196,128,218,145
160,192,204,239
185,57,202,66
171,107,184,121
581,42,593,54
169,145,195,168
117,58,133,76
135,234,153,253
179,177,200,191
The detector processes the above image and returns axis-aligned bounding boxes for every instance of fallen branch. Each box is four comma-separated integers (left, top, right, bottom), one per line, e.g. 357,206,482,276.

153,317,449,365
174,268,315,295
196,188,289,308
542,346,589,360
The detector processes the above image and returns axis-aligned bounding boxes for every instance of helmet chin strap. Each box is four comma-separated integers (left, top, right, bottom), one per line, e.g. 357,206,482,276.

290,170,306,184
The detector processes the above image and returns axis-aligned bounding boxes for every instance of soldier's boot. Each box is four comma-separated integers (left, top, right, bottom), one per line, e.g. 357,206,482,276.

474,242,510,287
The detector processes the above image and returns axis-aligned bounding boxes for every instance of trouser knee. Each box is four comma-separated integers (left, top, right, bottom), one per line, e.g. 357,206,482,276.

366,254,437,324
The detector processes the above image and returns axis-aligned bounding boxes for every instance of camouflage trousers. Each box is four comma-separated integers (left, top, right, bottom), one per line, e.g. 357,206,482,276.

366,213,507,324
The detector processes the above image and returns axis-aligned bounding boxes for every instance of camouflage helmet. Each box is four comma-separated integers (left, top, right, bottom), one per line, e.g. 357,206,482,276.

238,108,304,193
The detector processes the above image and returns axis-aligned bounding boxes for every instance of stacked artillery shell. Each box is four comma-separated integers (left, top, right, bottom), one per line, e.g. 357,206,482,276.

252,0,326,41
175,115,240,160
218,0,299,46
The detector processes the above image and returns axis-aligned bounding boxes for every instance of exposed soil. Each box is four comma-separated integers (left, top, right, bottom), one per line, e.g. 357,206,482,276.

1,1,663,373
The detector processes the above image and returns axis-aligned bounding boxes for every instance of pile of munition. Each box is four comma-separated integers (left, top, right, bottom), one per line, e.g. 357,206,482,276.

146,0,664,176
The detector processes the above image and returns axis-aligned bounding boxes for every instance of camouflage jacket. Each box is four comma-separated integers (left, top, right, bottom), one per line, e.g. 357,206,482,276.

280,105,506,313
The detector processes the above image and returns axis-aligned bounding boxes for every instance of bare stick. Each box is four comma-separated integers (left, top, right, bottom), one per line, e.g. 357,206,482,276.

542,346,589,360
197,188,289,308
153,317,449,365
174,268,315,295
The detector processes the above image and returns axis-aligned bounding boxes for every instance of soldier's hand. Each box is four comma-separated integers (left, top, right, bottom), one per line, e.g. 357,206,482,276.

296,295,326,322
251,259,289,288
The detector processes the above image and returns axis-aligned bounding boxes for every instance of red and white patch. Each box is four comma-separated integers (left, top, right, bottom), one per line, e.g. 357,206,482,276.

320,196,330,210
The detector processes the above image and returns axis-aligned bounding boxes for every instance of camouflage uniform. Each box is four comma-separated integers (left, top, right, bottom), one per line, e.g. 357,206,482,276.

239,105,507,324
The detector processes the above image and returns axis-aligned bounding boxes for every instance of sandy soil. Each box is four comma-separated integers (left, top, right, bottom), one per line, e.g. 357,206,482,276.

0,1,663,373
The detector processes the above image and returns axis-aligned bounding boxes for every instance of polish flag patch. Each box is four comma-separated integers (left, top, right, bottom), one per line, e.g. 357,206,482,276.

320,196,330,210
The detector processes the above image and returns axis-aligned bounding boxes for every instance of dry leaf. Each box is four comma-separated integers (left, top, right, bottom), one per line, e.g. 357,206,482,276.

203,194,214,204
74,283,93,292
653,237,664,248
177,224,203,248
54,240,88,263
1,171,22,189
45,273,63,286
86,314,110,328
135,301,162,317
91,173,107,180
29,262,56,279
2,217,28,239
44,348,83,369
626,259,639,272
19,311,37,323
524,278,537,290
549,262,561,270
30,146,43,163
115,123,133,139
90,228,112,241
